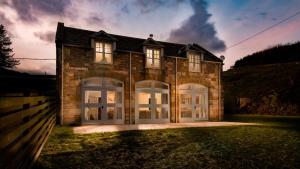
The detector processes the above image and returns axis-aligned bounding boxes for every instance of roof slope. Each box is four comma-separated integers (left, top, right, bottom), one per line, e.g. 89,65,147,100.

56,22,222,62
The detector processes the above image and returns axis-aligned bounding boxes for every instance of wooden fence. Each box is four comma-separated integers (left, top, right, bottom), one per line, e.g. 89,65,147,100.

0,94,56,169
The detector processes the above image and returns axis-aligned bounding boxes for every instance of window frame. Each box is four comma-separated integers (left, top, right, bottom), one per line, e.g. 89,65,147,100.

145,48,161,69
135,80,170,124
81,77,124,124
178,83,209,122
94,41,113,64
188,52,202,72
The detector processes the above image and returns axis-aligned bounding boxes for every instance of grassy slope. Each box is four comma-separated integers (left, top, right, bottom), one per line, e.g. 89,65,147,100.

223,62,300,114
35,116,300,169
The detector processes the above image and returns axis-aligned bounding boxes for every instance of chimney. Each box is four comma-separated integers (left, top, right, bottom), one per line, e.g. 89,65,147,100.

149,34,153,39
220,55,225,61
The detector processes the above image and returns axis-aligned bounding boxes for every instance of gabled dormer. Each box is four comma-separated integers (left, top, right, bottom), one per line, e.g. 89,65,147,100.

90,30,117,64
179,44,204,72
143,34,164,69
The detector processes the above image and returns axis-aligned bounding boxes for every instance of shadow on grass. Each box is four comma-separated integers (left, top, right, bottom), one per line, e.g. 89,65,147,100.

34,129,147,169
34,117,300,169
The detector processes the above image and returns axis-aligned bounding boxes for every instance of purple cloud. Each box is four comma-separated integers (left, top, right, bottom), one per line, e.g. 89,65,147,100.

86,15,104,25
168,0,226,52
121,4,130,14
0,12,13,27
34,31,55,43
11,0,72,23
259,12,268,18
134,0,185,14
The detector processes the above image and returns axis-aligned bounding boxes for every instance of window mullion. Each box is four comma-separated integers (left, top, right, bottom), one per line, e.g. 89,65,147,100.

193,55,195,70
193,55,196,71
152,49,154,65
195,56,197,69
150,90,155,120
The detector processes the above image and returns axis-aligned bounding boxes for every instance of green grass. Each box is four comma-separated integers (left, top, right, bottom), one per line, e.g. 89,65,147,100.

35,115,300,169
225,114,300,128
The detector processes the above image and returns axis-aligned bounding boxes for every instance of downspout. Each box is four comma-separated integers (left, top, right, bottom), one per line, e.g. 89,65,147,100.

175,57,178,123
129,52,132,124
60,45,64,125
218,63,222,121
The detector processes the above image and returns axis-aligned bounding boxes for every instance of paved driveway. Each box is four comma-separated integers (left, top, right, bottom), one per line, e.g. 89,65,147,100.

73,122,259,134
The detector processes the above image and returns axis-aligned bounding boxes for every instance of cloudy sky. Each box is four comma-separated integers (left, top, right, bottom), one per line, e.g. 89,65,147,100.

1,0,300,74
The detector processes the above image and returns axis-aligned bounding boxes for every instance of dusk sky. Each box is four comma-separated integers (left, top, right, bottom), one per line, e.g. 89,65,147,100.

1,0,300,74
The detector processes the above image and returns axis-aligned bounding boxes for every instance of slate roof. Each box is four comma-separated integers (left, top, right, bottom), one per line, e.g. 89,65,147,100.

56,22,222,62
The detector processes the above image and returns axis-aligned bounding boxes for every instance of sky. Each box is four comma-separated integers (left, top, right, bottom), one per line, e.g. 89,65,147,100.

1,0,300,74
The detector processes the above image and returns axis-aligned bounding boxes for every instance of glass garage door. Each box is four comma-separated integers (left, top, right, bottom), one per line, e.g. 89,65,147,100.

81,78,124,124
179,83,208,122
135,80,170,124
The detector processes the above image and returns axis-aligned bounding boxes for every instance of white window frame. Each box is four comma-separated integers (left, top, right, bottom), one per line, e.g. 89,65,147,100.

81,77,124,124
135,80,170,124
95,42,113,64
178,83,209,122
188,52,202,72
145,48,161,69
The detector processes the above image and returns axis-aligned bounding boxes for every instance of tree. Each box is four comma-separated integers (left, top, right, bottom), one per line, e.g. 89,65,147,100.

0,24,19,68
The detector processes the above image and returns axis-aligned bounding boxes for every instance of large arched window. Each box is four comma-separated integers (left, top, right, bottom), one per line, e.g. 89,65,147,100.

135,80,170,124
179,83,208,122
81,77,124,124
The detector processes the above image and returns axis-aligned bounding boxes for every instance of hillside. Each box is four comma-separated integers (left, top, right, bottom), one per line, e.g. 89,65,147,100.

234,42,300,68
0,68,56,95
223,62,300,115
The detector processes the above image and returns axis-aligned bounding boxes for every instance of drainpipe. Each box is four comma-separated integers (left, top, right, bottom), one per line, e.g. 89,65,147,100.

129,52,132,124
218,63,222,121
175,57,178,123
60,45,64,125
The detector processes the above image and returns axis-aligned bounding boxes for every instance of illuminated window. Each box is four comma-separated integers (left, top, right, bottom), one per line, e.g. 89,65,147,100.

95,42,112,64
188,53,201,72
146,48,160,68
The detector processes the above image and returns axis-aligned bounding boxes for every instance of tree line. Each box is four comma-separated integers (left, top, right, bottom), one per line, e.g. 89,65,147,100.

234,41,300,68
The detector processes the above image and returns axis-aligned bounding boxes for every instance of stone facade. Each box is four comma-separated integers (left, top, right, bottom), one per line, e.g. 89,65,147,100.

56,23,224,125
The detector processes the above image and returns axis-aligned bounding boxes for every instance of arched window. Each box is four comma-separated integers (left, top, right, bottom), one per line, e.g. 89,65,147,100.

135,80,169,124
81,77,124,124
179,83,208,122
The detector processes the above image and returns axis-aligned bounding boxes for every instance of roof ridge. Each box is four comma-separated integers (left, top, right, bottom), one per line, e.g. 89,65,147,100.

159,41,186,46
109,34,146,41
192,44,222,62
64,26,95,33
64,25,186,46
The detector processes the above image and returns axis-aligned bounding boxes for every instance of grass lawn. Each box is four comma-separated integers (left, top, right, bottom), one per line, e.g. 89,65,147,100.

35,115,300,169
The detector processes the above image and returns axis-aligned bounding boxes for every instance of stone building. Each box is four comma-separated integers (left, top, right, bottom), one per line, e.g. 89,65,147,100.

56,22,224,125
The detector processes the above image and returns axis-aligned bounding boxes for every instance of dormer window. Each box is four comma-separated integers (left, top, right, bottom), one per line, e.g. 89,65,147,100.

188,52,201,72
146,48,160,68
95,42,112,64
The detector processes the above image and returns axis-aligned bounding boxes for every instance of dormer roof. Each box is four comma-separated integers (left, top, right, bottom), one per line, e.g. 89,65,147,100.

142,34,164,48
90,30,117,41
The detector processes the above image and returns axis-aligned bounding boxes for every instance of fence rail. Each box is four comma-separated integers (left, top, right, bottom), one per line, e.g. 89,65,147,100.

0,94,56,169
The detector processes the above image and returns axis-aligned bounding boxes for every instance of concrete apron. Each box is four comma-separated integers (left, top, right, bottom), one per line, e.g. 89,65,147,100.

73,122,260,134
